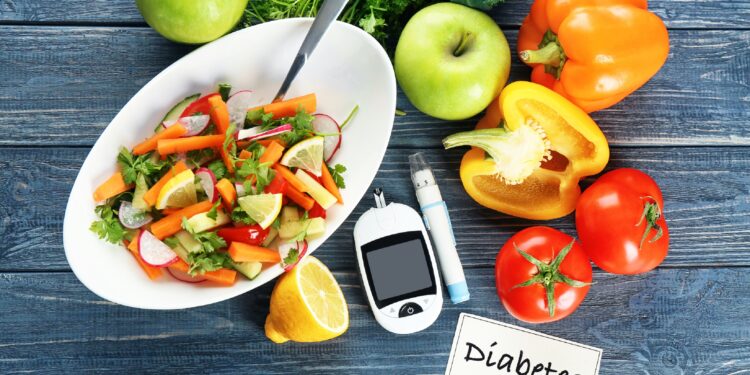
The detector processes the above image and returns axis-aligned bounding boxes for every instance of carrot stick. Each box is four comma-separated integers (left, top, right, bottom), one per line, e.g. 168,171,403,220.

143,161,189,207
157,135,224,155
125,235,162,280
93,172,133,202
215,178,236,211
133,123,187,155
250,93,316,119
284,183,315,211
208,96,230,134
169,259,237,286
259,141,284,165
208,96,236,173
235,149,252,168
320,163,343,204
228,242,281,263
272,164,308,193
161,207,181,215
151,200,213,239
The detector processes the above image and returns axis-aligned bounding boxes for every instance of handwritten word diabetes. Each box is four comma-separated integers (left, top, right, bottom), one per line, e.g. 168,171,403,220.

462,341,579,375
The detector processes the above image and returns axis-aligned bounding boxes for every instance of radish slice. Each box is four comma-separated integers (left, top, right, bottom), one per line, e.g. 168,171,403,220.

166,267,207,283
163,114,210,136
279,240,308,271
313,114,342,162
227,90,254,128
138,230,179,267
235,182,247,197
195,167,218,202
118,201,153,229
237,124,292,141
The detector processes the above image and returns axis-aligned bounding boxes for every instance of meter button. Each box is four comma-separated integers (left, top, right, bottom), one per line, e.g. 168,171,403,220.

398,302,423,317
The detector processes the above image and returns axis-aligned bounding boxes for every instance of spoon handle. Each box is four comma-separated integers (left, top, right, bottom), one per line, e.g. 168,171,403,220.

273,0,349,102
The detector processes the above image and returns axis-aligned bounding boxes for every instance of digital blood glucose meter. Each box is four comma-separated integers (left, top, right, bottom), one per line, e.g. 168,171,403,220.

353,189,443,334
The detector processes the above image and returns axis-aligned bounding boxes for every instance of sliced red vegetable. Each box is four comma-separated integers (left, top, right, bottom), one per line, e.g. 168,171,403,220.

237,124,292,141
307,202,327,219
195,167,218,202
264,172,288,195
163,114,210,136
181,93,220,117
118,201,153,229
166,267,207,283
226,90,254,127
312,114,341,162
138,230,179,267
279,240,308,271
218,225,269,246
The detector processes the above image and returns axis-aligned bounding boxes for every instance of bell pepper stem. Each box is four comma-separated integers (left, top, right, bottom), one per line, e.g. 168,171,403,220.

520,42,563,67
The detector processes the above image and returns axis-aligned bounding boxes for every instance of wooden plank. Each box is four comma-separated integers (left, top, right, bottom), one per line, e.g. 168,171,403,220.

2,0,749,29
2,147,749,272
0,268,747,373
1,27,748,147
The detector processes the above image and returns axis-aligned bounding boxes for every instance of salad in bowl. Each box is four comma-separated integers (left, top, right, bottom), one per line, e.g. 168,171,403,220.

89,86,356,286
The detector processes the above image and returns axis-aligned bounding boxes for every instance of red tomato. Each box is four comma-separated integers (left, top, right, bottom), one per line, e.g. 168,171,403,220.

307,202,327,219
181,93,220,117
264,172,288,195
217,225,269,246
576,168,669,275
495,226,592,324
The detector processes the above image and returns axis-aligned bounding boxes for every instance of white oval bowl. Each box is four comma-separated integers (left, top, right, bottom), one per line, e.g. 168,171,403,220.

63,19,396,310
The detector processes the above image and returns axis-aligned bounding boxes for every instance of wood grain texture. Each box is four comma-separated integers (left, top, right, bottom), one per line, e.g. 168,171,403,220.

2,147,749,272
1,27,748,147
0,268,747,374
2,0,749,29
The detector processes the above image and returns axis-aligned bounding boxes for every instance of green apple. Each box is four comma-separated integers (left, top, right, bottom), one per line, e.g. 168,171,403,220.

136,0,249,44
394,3,510,120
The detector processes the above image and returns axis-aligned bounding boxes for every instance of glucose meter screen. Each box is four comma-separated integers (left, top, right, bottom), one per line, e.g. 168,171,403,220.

366,238,433,302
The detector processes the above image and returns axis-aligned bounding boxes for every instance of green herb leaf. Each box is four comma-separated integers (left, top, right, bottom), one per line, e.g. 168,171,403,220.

188,251,233,275
231,206,256,225
206,199,222,221
328,163,347,189
117,147,166,184
182,218,227,254
207,159,228,181
89,204,127,244
283,247,299,266
223,122,238,160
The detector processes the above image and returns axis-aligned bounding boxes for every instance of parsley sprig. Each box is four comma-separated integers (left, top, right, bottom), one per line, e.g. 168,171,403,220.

181,218,231,275
327,164,347,189
117,147,166,184
89,204,127,244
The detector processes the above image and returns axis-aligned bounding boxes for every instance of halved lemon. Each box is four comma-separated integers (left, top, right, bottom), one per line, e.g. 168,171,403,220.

237,193,283,229
280,136,325,176
265,256,349,343
155,169,197,209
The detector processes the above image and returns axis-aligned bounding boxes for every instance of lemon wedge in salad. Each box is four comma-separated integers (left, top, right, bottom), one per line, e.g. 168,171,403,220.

155,169,197,209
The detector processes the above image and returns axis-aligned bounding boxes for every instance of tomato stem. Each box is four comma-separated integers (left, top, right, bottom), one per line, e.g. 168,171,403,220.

512,240,590,317
636,196,664,250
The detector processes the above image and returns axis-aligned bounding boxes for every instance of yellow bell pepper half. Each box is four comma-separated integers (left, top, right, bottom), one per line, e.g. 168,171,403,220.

443,81,609,220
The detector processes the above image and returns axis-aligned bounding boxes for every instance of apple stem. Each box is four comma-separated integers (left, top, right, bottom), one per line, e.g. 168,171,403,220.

519,42,563,67
453,31,474,57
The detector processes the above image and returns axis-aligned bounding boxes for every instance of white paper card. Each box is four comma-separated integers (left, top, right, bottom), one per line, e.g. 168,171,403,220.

445,313,602,375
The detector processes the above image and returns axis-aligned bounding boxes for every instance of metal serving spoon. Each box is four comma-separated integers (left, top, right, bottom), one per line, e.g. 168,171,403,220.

273,0,349,102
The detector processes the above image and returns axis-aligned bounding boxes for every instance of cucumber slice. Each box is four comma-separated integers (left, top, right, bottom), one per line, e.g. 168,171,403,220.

132,174,149,211
279,217,326,241
281,206,300,223
175,230,202,253
262,227,278,247
170,244,190,263
156,94,200,132
233,261,262,280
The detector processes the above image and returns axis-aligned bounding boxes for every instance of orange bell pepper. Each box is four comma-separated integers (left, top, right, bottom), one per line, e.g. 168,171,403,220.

517,0,669,113
443,81,609,220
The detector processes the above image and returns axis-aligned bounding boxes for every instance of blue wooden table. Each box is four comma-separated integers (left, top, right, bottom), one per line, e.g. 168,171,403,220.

1,1,750,373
